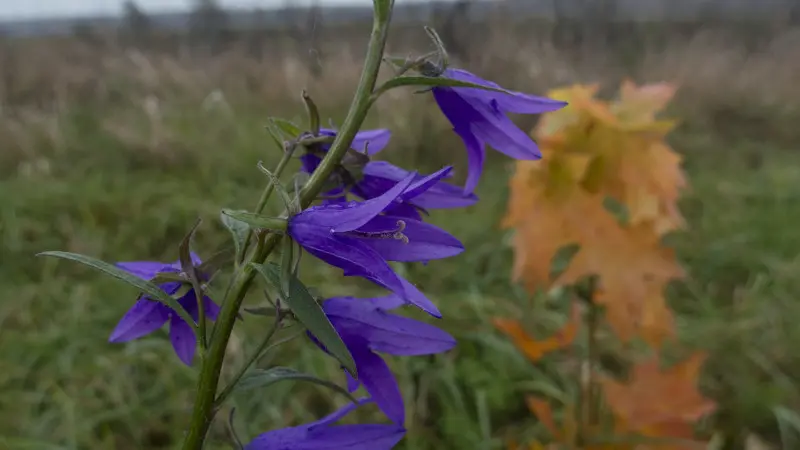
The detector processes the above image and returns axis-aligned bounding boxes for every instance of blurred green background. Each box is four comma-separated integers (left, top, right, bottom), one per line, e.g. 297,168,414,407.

2,2,800,449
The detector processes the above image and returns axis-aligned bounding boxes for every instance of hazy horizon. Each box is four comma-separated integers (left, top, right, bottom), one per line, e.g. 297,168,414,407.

0,0,454,21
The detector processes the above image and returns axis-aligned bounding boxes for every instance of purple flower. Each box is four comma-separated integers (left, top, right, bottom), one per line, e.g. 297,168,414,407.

351,161,478,221
300,128,392,175
245,398,405,450
109,253,220,366
318,294,457,426
432,68,568,193
287,171,464,318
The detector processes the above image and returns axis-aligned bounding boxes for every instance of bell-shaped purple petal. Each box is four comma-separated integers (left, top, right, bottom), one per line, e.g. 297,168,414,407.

431,68,567,193
319,295,457,425
324,296,457,356
169,313,196,365
109,298,171,342
109,255,220,365
116,261,171,280
442,69,567,114
362,161,478,210
320,128,392,156
355,215,464,262
245,398,405,450
452,125,486,194
347,340,405,426
291,173,415,232
288,174,465,317
301,153,323,175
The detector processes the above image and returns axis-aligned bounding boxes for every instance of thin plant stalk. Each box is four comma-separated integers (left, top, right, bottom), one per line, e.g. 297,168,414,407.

179,3,394,448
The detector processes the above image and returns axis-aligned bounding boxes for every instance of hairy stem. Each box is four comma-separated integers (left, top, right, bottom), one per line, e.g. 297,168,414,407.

180,5,393,448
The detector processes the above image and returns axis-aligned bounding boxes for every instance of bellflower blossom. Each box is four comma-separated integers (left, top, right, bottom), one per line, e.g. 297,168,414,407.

353,162,478,221
432,68,568,193
109,253,220,366
287,170,463,318
300,127,392,177
245,398,405,450
313,294,456,426
302,128,476,220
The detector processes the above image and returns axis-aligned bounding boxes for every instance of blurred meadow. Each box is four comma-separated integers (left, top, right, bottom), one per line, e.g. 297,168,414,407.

2,1,800,449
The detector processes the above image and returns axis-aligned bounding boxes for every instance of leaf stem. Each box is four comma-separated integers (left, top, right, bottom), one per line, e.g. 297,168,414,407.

179,3,394,448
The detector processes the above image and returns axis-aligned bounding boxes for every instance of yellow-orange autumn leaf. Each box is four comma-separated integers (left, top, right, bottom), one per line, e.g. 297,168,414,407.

601,352,716,450
530,81,687,235
504,81,687,347
557,223,684,348
493,304,581,362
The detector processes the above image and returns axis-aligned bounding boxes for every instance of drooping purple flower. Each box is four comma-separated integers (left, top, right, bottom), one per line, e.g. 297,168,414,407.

315,294,456,426
353,161,478,221
245,398,405,450
432,68,568,193
109,253,220,366
300,128,392,175
300,128,476,218
287,171,464,318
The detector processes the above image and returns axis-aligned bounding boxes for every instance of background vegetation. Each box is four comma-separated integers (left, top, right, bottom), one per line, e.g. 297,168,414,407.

1,1,799,448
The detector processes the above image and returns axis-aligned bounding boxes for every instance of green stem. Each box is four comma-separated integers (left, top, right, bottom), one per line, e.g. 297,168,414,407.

239,149,295,265
180,5,393,448
214,309,283,408
193,278,207,353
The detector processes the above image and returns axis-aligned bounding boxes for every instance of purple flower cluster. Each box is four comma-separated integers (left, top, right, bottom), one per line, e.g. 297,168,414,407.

108,68,564,448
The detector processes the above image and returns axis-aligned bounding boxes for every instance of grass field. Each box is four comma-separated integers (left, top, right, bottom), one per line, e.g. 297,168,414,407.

2,21,800,450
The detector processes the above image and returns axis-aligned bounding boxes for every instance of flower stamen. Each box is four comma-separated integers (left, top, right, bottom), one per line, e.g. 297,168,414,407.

342,220,409,244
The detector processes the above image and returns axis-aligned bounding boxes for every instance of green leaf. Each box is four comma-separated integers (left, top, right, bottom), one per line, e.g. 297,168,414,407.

264,120,286,150
221,210,287,232
251,263,357,375
377,76,508,94
270,117,303,139
220,210,251,262
36,251,197,329
301,90,320,135
235,367,358,403
179,218,203,282
256,162,297,214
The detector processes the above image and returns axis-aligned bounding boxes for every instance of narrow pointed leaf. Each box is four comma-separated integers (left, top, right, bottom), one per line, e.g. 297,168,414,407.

220,210,251,263
264,120,285,150
301,90,321,135
179,218,203,282
269,117,303,139
235,366,359,403
255,162,296,214
221,210,287,233
250,263,356,375
36,251,197,328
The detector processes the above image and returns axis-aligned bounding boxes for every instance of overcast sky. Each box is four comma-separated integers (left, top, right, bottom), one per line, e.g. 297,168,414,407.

0,0,452,20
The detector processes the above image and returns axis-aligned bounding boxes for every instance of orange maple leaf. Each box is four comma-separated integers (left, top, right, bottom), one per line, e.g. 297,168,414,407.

558,223,684,348
493,303,581,362
504,81,686,347
504,178,682,347
601,352,716,449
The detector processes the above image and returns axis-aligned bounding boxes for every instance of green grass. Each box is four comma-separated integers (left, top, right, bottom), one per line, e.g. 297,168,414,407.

1,98,800,450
